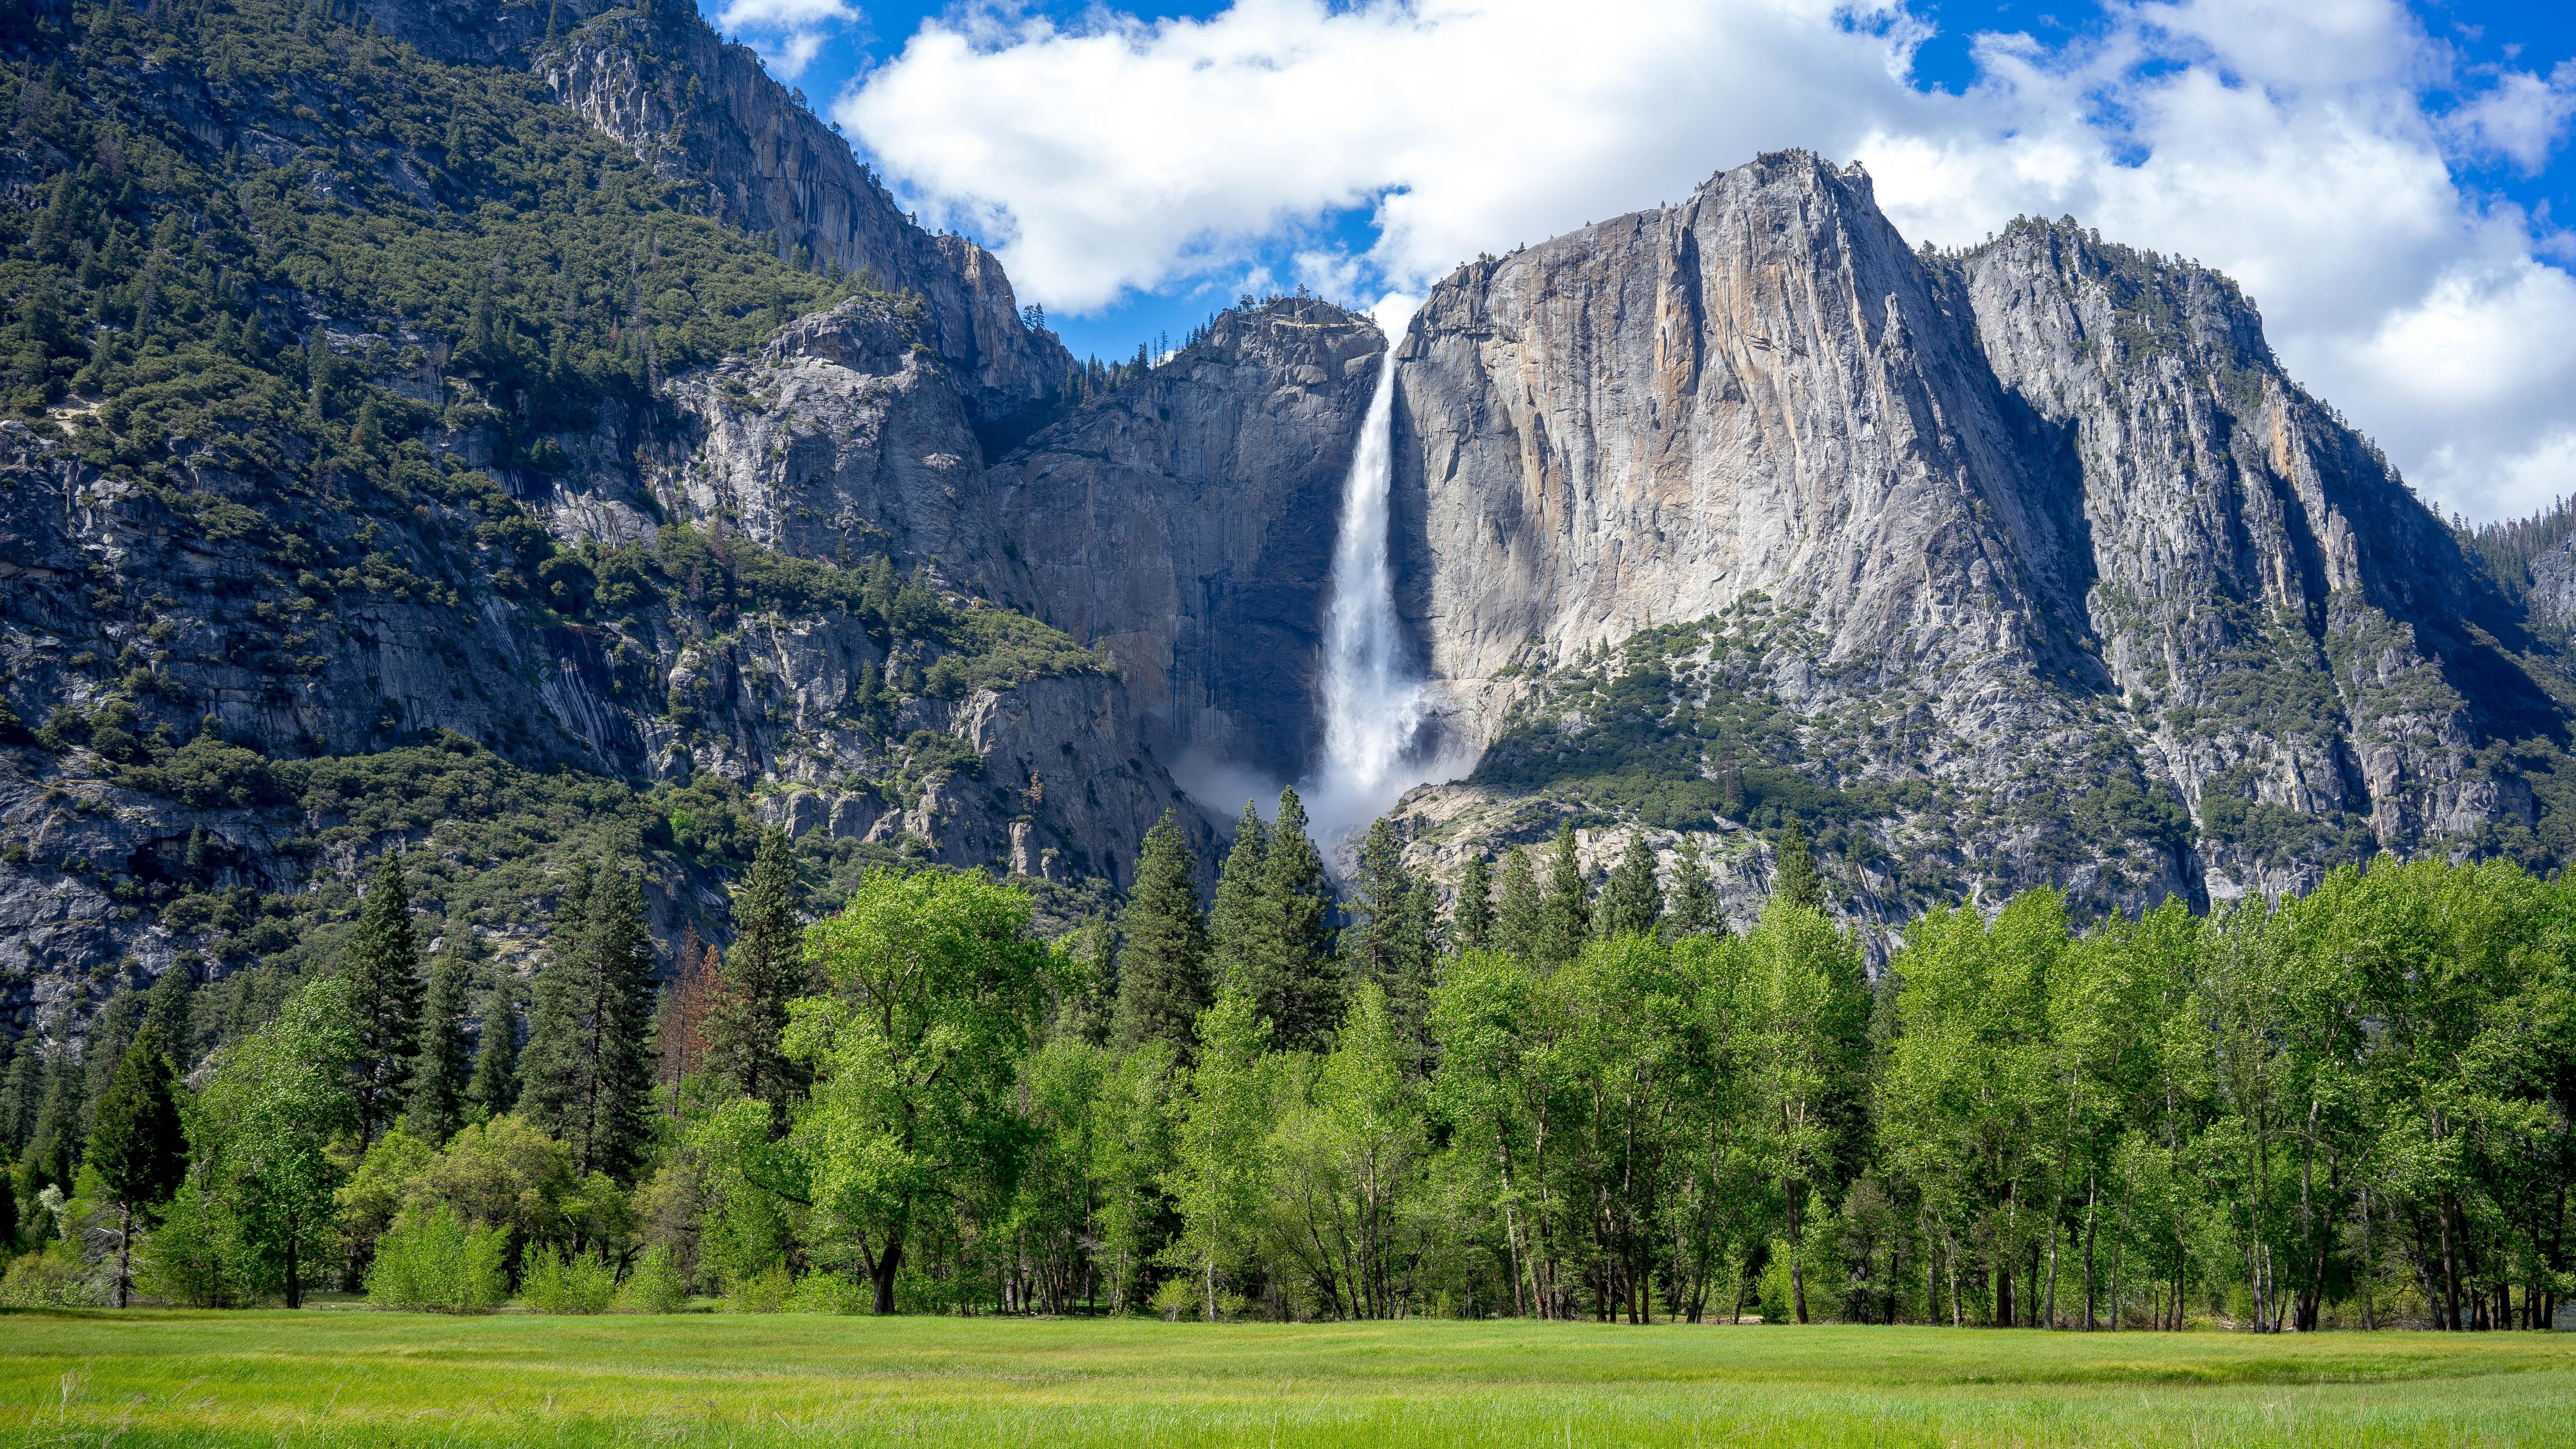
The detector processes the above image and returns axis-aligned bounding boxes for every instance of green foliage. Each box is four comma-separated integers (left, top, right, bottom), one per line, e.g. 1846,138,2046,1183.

615,1244,692,1314
404,944,473,1143
340,853,424,1144
1243,788,1339,1050
791,866,1059,1313
1111,812,1209,1058
519,862,659,1181
519,1245,617,1314
702,828,807,1120
191,973,360,1307
364,1205,509,1313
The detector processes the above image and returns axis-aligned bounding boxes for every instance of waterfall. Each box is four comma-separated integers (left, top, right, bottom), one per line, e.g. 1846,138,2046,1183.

1306,301,1444,849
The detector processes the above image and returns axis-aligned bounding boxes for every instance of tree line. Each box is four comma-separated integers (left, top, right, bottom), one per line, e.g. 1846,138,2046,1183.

4,796,2570,1330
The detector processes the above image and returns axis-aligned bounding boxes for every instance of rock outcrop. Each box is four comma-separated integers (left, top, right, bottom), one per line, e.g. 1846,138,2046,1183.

1367,153,2566,915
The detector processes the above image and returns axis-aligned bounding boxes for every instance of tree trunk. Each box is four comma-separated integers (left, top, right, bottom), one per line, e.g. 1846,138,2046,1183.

285,1231,302,1310
2082,1179,2098,1331
1785,1178,1808,1324
872,1228,905,1316
116,1203,133,1309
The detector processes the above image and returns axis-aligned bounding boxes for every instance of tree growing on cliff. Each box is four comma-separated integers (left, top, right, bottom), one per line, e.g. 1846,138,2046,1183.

1773,820,1824,911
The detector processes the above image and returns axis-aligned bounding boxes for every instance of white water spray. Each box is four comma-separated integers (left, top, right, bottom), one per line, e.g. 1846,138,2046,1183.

1305,299,1450,851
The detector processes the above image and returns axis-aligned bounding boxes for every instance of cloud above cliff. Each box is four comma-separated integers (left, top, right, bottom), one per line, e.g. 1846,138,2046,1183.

835,0,2576,521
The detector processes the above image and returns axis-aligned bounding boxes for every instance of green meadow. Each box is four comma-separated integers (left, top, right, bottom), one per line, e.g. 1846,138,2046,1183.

4,1313,2572,1447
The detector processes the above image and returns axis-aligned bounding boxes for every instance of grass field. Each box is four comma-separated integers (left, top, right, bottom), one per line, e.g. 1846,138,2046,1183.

4,1310,2573,1447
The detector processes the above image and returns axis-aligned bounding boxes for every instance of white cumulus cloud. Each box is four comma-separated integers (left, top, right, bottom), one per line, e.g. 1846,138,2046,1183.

837,0,2576,521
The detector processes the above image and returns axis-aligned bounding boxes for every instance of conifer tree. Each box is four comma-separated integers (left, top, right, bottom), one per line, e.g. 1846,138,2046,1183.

1495,846,1543,964
1536,822,1592,968
1598,829,1664,940
341,853,424,1144
20,1022,83,1193
79,990,146,1139
704,827,806,1122
1451,852,1493,953
1208,800,1269,986
1344,818,1437,1055
1343,817,1414,997
0,1032,28,1161
522,862,660,1180
403,939,473,1143
1668,835,1721,938
465,979,519,1121
85,1024,186,1306
1248,787,1340,1049
1774,819,1824,910
1113,811,1211,1058
141,959,195,1071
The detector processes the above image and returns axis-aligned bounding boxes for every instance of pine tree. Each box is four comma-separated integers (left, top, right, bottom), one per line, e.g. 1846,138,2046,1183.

0,1032,28,1161
141,959,195,1071
1451,852,1493,953
341,852,424,1144
1774,819,1824,911
20,1020,83,1193
527,863,659,1182
1598,829,1664,940
1495,846,1543,964
79,990,146,1140
404,939,473,1143
519,861,593,1118
465,978,519,1122
1248,787,1340,1050
703,827,806,1122
1112,811,1210,1058
1668,835,1720,938
1207,800,1268,987
85,1024,186,1306
1343,817,1414,997
1536,822,1592,968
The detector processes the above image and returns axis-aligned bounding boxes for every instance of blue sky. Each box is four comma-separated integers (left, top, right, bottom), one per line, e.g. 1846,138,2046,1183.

701,0,2576,521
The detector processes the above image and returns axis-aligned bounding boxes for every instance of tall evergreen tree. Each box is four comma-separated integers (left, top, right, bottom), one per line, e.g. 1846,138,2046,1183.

0,1032,30,1161
1451,852,1493,954
465,978,520,1122
79,990,147,1140
520,861,593,1115
1495,846,1544,964
1207,800,1269,986
1248,787,1340,1050
19,1020,82,1193
1343,817,1415,997
1536,822,1592,968
1774,819,1824,910
1344,817,1438,1057
85,1024,186,1306
341,852,424,1144
703,827,806,1121
403,939,473,1143
1668,835,1720,937
522,862,660,1180
1598,829,1664,940
141,959,196,1072
1113,811,1211,1058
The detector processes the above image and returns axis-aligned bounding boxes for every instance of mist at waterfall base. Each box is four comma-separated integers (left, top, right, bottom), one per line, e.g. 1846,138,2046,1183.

1169,295,1467,868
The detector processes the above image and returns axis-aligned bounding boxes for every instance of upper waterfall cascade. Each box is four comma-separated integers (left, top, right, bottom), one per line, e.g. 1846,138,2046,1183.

1305,304,1451,849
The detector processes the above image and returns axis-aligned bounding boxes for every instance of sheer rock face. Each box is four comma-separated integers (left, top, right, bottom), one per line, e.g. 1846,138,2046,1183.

1378,154,2560,908
982,299,1387,784
1951,221,2550,862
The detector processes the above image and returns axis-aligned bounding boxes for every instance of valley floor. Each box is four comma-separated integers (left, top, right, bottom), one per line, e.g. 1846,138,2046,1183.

2,1311,2571,1446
